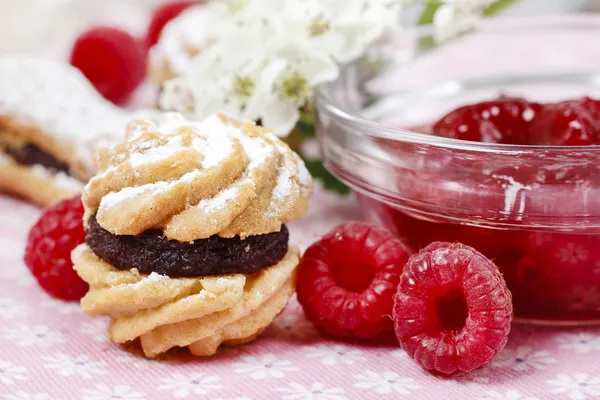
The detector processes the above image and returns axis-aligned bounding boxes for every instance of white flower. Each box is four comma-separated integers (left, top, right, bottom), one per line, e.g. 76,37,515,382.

159,33,266,120
115,354,153,369
276,0,400,63
0,361,28,385
454,368,491,385
2,392,49,400
42,352,107,379
557,332,600,354
158,372,222,398
433,0,494,42
491,346,556,371
40,298,81,314
79,319,109,342
2,324,66,347
354,370,420,395
278,382,348,400
271,307,319,339
160,0,403,137
480,390,539,400
305,345,364,366
244,42,338,135
233,354,298,379
556,243,589,264
0,298,29,319
82,385,146,400
548,373,600,400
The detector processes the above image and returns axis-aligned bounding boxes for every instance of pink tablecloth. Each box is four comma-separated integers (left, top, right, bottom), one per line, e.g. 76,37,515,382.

1,190,600,400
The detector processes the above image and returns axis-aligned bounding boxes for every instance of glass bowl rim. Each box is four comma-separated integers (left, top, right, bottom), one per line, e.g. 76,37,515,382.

315,13,600,154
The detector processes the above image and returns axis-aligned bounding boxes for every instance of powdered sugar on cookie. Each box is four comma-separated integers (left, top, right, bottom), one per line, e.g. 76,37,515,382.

0,56,131,175
84,112,313,241
31,165,85,193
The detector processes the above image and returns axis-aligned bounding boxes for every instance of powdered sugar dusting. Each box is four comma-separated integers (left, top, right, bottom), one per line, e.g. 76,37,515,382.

99,182,167,211
294,153,312,188
31,164,84,193
128,272,171,289
193,115,237,169
236,133,273,169
272,162,294,204
129,136,184,167
99,170,202,211
196,185,241,213
92,111,312,239
0,56,131,175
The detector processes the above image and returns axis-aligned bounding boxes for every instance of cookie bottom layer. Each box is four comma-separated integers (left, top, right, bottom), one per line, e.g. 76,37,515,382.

72,244,298,358
0,155,83,206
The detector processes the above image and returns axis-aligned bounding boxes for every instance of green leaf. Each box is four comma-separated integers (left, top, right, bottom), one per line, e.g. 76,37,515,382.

415,0,519,51
417,1,443,26
296,111,316,138
304,159,351,195
483,0,520,16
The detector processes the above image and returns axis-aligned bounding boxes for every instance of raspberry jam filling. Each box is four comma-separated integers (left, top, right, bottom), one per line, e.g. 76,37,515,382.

3,144,71,174
85,214,289,278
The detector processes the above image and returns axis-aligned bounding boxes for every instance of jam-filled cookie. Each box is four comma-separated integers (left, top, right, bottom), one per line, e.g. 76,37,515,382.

0,56,131,206
73,112,313,358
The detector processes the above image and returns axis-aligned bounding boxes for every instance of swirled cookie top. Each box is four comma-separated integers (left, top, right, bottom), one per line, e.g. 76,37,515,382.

0,56,131,175
83,113,312,242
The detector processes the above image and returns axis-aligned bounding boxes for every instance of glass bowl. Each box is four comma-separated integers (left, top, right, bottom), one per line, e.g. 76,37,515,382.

315,14,600,325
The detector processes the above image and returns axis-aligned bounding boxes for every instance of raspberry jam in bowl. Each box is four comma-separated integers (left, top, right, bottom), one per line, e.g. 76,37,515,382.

315,15,600,325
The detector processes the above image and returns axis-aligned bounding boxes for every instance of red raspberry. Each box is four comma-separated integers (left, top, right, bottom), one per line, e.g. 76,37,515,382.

24,197,88,301
530,99,600,146
393,242,512,375
296,222,413,339
146,1,198,48
70,27,147,105
433,97,541,144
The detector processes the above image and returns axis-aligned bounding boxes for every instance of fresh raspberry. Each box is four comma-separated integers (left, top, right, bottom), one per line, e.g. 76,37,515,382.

24,197,88,301
146,1,197,48
70,27,147,105
296,222,413,339
530,99,600,146
433,97,541,144
393,242,512,375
